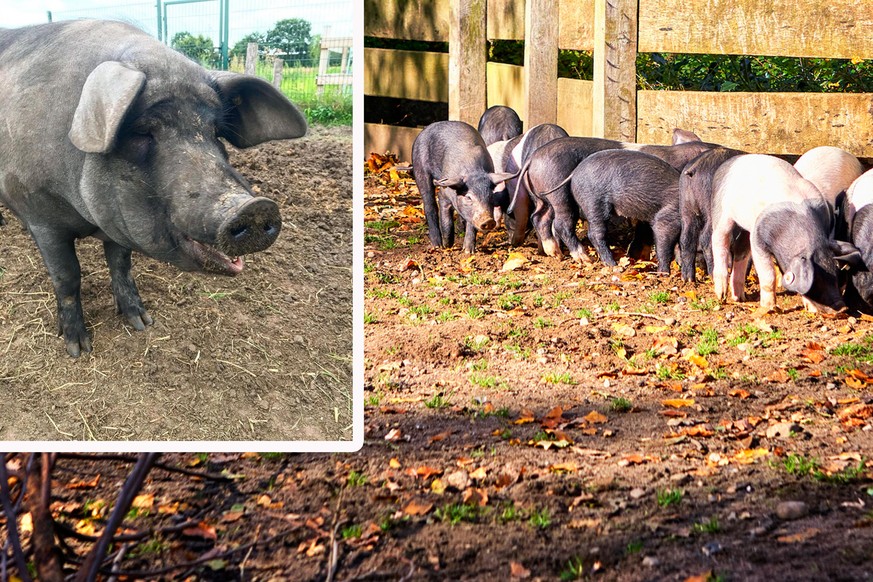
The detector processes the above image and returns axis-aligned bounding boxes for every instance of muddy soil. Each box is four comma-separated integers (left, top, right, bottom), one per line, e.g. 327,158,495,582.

354,163,873,581
0,126,353,443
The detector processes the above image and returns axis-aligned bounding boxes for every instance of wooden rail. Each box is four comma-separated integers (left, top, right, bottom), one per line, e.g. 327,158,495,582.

365,0,873,160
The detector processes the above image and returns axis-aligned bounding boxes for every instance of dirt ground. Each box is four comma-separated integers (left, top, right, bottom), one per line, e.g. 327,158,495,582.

353,160,873,581
0,126,353,443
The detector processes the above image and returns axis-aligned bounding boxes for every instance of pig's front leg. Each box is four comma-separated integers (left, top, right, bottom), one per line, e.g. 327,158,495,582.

510,186,531,247
750,242,778,311
30,226,91,357
104,241,153,331
438,192,455,248
462,220,478,254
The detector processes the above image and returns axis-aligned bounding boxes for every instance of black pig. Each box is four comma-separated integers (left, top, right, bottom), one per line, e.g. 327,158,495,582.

0,21,307,357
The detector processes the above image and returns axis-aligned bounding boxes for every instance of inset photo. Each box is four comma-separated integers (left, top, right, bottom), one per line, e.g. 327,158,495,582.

0,0,356,445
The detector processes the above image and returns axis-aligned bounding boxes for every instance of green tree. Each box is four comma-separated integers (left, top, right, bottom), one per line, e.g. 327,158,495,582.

171,31,216,66
265,18,312,64
230,31,266,61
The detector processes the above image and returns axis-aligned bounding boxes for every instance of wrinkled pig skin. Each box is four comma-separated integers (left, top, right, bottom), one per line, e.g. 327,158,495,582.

711,154,859,314
0,21,307,357
569,150,682,273
679,147,745,282
411,121,515,254
477,105,523,146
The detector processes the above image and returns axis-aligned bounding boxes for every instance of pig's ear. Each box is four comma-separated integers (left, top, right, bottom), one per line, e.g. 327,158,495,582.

672,128,701,145
781,261,814,295
489,172,517,184
434,176,467,191
830,239,867,270
211,72,307,147
69,62,146,153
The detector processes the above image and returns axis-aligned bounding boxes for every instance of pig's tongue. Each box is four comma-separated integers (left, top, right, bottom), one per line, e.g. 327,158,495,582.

187,237,245,274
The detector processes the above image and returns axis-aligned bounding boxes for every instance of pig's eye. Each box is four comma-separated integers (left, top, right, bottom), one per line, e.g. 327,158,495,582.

128,131,154,162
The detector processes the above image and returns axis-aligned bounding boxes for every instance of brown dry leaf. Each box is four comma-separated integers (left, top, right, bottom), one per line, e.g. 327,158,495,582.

684,572,713,582
463,488,489,507
384,428,402,441
513,409,537,425
131,493,154,509
686,353,708,369
302,538,325,557
257,494,272,507
183,522,217,541
502,252,528,272
548,462,579,474
731,448,770,464
769,369,791,383
67,475,100,490
469,467,488,481
838,403,873,422
400,258,420,272
801,344,826,364
413,466,443,480
429,431,451,444
660,409,688,418
403,499,434,516
430,478,447,495
389,457,402,469
459,256,475,274
221,510,245,523
777,527,820,543
584,410,608,424
729,388,752,399
652,336,679,355
680,425,714,438
568,517,602,529
510,561,531,579
662,398,695,408
618,454,660,466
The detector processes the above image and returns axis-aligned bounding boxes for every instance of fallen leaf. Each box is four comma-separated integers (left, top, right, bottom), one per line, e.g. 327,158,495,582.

729,388,752,399
429,431,451,444
777,527,820,543
584,410,608,424
463,488,489,507
686,353,708,369
548,462,579,473
430,478,447,495
413,466,443,480
67,475,100,490
510,561,531,579
731,448,770,464
662,398,695,408
769,369,791,383
470,467,488,480
384,428,402,441
513,409,537,425
389,458,402,469
183,522,217,541
501,252,528,272
402,499,434,516
132,493,154,509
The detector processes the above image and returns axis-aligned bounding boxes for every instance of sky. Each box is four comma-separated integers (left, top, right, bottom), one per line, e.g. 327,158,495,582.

1,0,353,45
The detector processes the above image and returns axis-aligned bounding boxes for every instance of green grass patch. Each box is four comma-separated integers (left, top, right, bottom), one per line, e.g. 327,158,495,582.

657,488,683,507
650,291,670,304
424,391,453,409
542,371,576,385
528,507,552,529
610,397,633,412
435,502,481,525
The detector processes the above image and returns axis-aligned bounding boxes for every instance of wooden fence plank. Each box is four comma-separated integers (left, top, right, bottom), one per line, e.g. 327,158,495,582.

449,0,487,125
559,0,595,51
524,0,559,129
365,123,422,162
486,63,525,118
592,0,638,141
364,0,450,42
639,0,873,59
637,90,873,156
557,78,594,137
488,0,524,40
364,48,448,102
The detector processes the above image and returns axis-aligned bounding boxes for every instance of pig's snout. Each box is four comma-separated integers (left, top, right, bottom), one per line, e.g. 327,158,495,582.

479,218,497,232
217,197,282,256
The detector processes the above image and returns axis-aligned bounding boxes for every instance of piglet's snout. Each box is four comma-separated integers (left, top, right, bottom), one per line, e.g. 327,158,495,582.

216,197,282,256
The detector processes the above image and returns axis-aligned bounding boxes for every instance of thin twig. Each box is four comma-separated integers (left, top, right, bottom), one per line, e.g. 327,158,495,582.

0,454,32,582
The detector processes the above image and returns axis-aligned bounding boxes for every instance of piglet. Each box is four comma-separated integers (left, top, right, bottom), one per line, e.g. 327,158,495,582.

477,105,523,146
793,145,863,206
843,169,873,309
568,150,681,272
711,154,859,314
412,121,515,253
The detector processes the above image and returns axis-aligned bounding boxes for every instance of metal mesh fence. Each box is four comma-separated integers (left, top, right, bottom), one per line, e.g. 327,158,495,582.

11,0,352,124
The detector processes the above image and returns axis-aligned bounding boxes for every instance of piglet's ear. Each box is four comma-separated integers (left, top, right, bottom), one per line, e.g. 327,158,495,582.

672,128,701,145
830,239,867,270
489,172,517,184
211,72,307,147
434,176,467,190
69,62,146,153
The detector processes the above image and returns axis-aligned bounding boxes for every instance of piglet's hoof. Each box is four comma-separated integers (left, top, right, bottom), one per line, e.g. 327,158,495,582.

751,305,781,319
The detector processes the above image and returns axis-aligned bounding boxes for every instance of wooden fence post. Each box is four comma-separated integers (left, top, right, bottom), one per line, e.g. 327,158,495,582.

592,0,638,141
245,42,258,76
272,58,284,90
524,0,559,129
449,0,486,126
